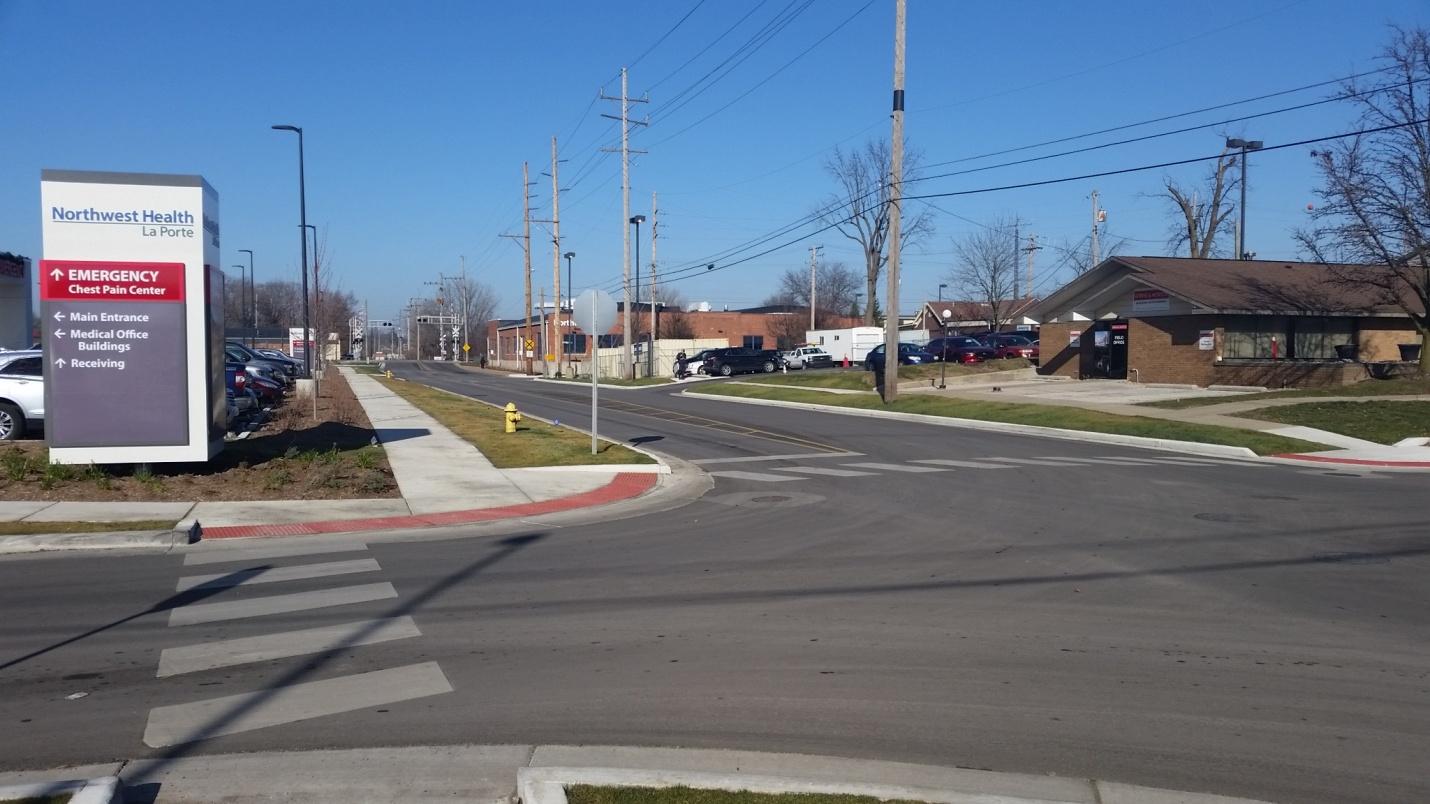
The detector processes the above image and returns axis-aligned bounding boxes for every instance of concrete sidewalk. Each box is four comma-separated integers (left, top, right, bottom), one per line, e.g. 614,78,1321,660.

0,744,1276,803
0,369,675,548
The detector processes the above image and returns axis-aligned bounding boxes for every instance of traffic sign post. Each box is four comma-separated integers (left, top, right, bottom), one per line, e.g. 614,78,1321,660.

40,170,224,465
572,289,616,455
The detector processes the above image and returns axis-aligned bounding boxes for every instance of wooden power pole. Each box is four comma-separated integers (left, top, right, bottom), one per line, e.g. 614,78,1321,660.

882,0,906,402
501,163,535,374
601,67,647,380
550,136,563,377
650,191,658,354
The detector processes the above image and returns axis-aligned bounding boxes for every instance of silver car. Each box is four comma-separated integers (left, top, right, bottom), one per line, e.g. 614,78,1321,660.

0,350,45,440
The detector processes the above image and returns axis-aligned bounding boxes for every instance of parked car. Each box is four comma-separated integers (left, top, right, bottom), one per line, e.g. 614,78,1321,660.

226,341,298,382
0,350,44,441
685,349,718,375
781,346,835,370
863,343,937,372
225,363,259,412
224,344,293,388
978,332,1040,361
254,348,304,372
701,347,779,376
925,335,997,364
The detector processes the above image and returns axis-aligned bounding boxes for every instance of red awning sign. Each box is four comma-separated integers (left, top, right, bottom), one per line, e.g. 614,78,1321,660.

40,260,186,302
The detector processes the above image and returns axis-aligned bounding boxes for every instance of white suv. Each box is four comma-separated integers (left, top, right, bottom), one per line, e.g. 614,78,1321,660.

0,350,44,440
780,346,834,370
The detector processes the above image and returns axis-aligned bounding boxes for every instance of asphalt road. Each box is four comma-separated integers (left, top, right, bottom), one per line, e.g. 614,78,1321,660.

2,362,1427,804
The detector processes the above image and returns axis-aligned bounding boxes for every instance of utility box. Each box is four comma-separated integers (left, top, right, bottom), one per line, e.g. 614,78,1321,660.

0,253,33,350
40,170,225,464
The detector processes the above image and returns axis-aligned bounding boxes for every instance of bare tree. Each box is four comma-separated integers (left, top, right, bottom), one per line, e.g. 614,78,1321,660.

1162,149,1239,258
253,279,303,328
1061,235,1129,276
949,220,1020,332
768,260,861,328
654,288,696,340
817,139,934,325
441,272,499,360
1297,25,1430,374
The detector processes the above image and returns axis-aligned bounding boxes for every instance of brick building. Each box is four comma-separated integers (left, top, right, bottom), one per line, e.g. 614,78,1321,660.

1034,256,1423,388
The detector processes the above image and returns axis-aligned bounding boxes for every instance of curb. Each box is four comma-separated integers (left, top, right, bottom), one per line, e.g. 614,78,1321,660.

199,472,658,539
517,764,1273,804
531,377,677,391
1270,452,1430,469
0,525,197,555
0,775,120,803
682,389,1263,459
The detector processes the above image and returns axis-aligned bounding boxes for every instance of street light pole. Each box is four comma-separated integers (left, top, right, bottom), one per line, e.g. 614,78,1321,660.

629,215,645,379
231,263,247,345
564,251,575,376
302,223,322,366
238,249,255,347
1226,137,1263,259
271,125,311,382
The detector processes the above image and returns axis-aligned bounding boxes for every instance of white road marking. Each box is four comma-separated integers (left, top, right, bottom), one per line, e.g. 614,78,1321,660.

692,452,862,465
1030,456,1162,466
168,582,398,627
175,559,382,592
909,458,1014,469
156,616,422,677
840,462,948,473
142,661,452,747
985,457,1085,467
183,540,369,566
769,466,878,477
709,470,805,482
1137,456,1262,467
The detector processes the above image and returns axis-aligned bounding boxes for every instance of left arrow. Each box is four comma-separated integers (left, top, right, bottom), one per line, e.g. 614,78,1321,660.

53,358,67,368
53,329,65,339
53,311,66,322
49,268,64,280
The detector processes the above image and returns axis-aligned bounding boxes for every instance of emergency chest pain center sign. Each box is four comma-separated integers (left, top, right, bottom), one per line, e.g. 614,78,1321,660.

40,170,225,464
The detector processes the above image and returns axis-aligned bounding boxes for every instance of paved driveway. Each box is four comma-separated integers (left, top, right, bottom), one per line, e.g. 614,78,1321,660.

945,378,1256,405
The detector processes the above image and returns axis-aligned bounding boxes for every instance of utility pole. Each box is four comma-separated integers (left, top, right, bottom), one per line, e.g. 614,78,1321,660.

809,245,823,331
601,67,648,380
539,287,548,375
501,163,536,374
882,0,906,402
1012,217,1021,305
1090,190,1102,267
550,136,563,376
1023,234,1041,303
650,190,658,375
459,255,469,363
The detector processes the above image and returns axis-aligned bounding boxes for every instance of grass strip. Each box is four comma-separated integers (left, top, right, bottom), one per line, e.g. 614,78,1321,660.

376,378,653,467
0,519,176,536
692,384,1328,456
1240,400,1430,445
744,360,1031,390
1138,376,1430,409
567,786,926,804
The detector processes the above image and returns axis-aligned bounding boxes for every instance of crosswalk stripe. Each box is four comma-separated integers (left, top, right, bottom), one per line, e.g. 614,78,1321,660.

840,462,948,473
1031,456,1162,466
182,540,368,567
709,470,805,482
168,582,398,627
909,458,1014,469
693,452,862,465
985,457,1084,466
156,616,422,677
142,661,452,747
1138,456,1259,466
770,466,878,477
175,559,382,592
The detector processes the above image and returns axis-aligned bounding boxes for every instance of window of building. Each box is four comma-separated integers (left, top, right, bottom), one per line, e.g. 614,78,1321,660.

597,334,622,349
563,334,587,353
1222,316,1356,359
742,335,763,349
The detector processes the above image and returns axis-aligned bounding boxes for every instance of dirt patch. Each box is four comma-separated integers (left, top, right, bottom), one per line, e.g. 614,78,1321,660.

0,371,398,502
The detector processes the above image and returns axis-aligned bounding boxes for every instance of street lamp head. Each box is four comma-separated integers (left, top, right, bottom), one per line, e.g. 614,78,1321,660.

272,124,301,133
1246,140,1264,150
238,248,253,256
1226,137,1246,148
563,252,576,259
629,215,646,225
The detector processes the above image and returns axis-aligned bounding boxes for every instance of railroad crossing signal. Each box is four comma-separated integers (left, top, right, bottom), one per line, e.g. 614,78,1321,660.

525,338,536,350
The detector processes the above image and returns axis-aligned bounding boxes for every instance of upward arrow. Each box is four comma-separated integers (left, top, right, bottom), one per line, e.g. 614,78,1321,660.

53,311,66,322
49,268,64,281
53,358,66,368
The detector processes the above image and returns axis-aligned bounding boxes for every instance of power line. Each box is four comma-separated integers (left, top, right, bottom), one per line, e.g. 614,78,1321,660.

646,0,774,93
628,0,709,69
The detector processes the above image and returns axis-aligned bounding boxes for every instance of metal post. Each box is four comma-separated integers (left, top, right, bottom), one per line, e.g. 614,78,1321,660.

590,292,600,454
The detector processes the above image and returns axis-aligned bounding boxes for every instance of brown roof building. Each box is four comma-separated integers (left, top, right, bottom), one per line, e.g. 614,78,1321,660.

1033,256,1424,388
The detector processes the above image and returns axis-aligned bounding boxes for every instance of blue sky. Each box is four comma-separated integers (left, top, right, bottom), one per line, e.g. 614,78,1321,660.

3,0,1428,322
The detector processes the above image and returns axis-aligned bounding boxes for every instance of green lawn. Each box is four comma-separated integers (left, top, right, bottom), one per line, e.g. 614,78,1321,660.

566,786,926,804
745,360,1032,391
1139,376,1430,409
376,378,654,467
0,519,177,537
691,384,1328,456
1241,400,1430,445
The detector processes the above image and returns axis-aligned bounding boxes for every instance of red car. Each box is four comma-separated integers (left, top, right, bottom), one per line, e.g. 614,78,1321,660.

979,333,1040,361
925,336,996,363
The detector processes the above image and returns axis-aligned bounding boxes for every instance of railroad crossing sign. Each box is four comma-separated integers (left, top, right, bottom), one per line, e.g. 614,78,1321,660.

462,343,471,353
525,338,536,350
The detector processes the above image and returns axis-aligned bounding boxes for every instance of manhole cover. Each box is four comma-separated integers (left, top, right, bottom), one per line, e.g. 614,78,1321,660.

706,491,826,509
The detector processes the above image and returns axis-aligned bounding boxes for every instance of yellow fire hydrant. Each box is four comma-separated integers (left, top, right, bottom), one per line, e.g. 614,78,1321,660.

504,402,522,434
385,370,393,379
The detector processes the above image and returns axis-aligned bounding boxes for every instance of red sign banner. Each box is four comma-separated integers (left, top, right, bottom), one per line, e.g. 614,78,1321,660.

40,260,186,303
